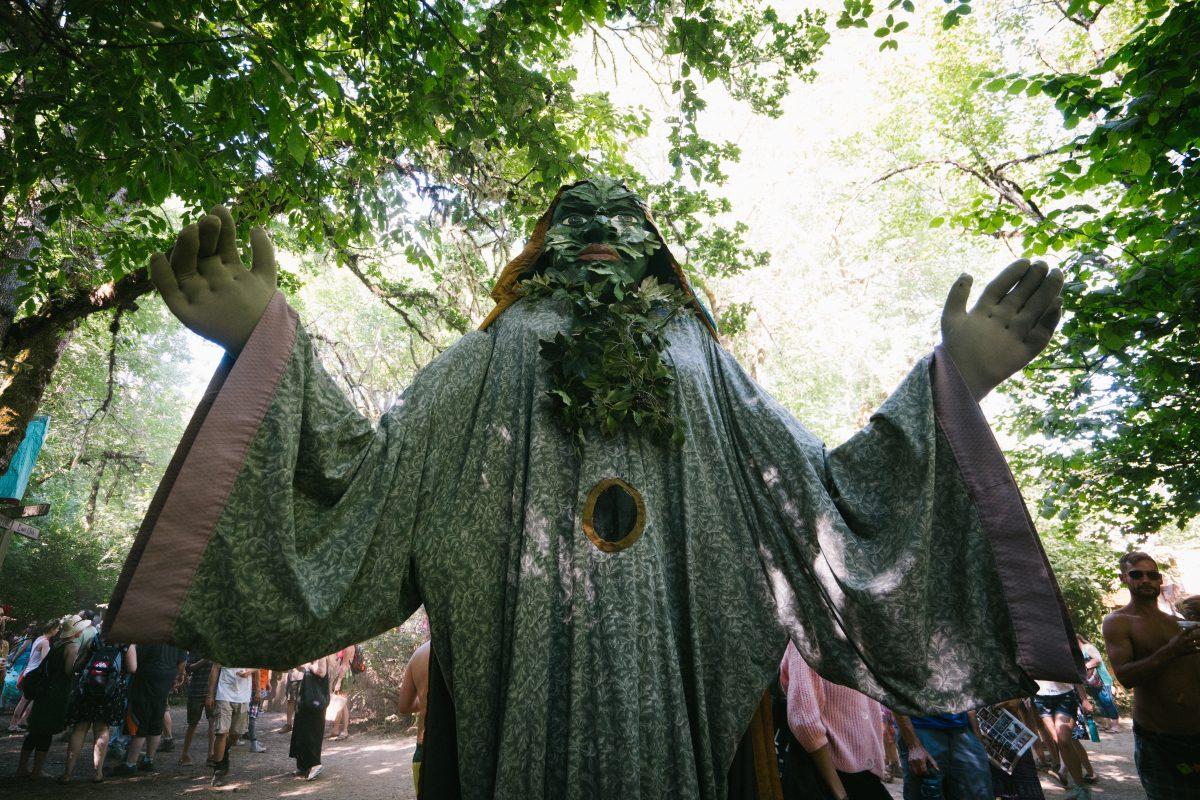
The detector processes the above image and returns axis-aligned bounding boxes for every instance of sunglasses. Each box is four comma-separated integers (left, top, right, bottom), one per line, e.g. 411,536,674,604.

1126,569,1162,581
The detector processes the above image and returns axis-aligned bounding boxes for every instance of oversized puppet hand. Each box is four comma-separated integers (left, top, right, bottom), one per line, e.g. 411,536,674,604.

149,205,277,353
940,258,1064,402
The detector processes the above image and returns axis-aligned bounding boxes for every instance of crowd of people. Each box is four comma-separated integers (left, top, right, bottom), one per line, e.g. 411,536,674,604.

2,549,1197,798
0,610,367,786
770,550,1199,800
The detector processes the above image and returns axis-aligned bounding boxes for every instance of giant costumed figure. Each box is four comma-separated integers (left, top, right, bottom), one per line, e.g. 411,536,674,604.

106,178,1080,799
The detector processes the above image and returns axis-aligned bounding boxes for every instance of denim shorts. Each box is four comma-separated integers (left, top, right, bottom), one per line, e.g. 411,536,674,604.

1034,691,1079,720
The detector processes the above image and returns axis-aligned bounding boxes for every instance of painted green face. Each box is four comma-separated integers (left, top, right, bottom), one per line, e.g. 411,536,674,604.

542,178,662,286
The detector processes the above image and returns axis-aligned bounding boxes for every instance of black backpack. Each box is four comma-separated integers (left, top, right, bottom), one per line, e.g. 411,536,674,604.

20,645,56,700
78,637,123,700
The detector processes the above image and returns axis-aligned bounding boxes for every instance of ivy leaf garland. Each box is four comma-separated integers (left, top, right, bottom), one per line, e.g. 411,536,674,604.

520,268,692,450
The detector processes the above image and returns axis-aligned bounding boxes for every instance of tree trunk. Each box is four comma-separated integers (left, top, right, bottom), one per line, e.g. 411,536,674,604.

83,455,108,531
0,317,74,477
0,269,151,474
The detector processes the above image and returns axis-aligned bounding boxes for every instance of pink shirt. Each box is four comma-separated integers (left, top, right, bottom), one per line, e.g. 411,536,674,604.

779,641,886,778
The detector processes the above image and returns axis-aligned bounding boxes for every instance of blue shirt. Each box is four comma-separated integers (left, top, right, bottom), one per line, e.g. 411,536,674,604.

911,713,969,730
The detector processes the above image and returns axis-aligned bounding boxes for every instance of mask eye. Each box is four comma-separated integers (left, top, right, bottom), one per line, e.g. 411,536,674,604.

613,213,641,230
561,214,588,226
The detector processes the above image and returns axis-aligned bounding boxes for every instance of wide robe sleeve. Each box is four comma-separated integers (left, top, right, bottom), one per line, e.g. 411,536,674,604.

104,293,436,668
710,339,1082,715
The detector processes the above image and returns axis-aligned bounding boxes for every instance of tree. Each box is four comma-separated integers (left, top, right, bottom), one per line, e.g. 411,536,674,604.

0,1,828,474
1,300,197,626
837,0,1198,533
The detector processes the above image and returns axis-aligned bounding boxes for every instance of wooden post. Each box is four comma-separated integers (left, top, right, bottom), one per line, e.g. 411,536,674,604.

0,501,48,573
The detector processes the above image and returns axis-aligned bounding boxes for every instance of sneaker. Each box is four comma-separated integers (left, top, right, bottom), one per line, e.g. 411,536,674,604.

111,762,137,777
249,740,267,753
211,772,228,787
158,737,175,752
137,757,156,772
305,764,323,781
1065,785,1093,800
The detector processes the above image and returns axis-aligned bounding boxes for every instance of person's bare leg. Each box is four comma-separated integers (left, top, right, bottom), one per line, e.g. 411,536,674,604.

9,696,30,728
61,722,89,780
1054,715,1085,785
125,735,145,766
1074,738,1094,779
91,723,110,780
162,709,173,740
207,716,215,761
145,733,162,763
16,746,32,776
30,748,49,778
181,722,198,764
1037,713,1061,770
213,732,229,765
337,702,350,736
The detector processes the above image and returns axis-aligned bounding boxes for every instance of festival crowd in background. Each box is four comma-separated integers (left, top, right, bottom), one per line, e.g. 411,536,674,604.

0,606,368,787
2,550,1197,799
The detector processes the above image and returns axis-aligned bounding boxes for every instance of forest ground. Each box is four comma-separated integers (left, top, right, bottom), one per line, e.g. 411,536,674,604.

0,705,1146,799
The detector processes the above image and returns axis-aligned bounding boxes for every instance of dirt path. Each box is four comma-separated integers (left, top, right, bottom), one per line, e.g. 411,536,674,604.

0,706,418,799
3,706,1148,799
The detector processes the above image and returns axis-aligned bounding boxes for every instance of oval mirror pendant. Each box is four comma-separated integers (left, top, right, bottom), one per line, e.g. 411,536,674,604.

582,477,646,553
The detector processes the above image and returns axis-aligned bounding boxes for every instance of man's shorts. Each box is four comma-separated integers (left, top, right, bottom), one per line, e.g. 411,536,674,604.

213,700,249,736
186,695,211,726
1134,724,1200,800
413,742,424,799
123,678,170,737
286,679,301,702
1034,691,1079,720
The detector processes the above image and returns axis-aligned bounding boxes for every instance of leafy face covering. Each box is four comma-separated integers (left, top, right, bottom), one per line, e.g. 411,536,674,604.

522,178,689,447
542,178,662,287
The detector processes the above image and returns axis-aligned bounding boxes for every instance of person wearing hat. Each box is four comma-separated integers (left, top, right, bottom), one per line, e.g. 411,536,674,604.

15,614,88,779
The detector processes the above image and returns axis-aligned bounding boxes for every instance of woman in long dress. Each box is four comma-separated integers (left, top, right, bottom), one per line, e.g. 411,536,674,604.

289,656,329,780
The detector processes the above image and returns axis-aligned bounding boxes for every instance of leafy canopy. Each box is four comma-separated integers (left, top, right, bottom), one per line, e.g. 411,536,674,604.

838,0,1200,533
1,1,829,320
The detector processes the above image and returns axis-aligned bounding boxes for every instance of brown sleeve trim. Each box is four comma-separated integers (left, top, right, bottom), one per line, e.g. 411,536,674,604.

930,345,1082,683
105,293,299,644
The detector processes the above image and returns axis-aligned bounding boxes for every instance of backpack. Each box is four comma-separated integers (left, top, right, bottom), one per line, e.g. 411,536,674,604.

20,646,56,700
350,644,366,675
78,637,123,700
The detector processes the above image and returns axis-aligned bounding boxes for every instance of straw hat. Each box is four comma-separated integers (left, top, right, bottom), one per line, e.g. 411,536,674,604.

59,614,92,640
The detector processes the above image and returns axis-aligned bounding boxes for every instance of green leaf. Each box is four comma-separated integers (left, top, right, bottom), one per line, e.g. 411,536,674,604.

286,127,308,165
1129,150,1151,175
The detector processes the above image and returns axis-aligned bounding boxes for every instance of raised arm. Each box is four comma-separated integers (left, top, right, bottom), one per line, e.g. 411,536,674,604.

1103,614,1200,688
150,205,276,354
940,258,1063,401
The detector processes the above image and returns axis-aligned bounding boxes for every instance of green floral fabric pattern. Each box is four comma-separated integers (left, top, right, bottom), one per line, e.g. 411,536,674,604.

171,296,1044,800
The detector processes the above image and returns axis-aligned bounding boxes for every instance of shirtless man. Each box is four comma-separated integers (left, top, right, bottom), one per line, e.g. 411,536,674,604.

397,639,431,798
1102,551,1200,799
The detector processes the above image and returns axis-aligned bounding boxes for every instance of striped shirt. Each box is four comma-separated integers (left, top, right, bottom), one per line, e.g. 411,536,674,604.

780,641,887,778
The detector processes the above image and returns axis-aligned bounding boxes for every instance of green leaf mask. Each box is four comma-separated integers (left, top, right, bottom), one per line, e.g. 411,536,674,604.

520,178,687,449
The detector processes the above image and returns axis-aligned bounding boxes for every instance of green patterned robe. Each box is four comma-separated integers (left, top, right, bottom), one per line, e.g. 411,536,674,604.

107,288,1078,799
